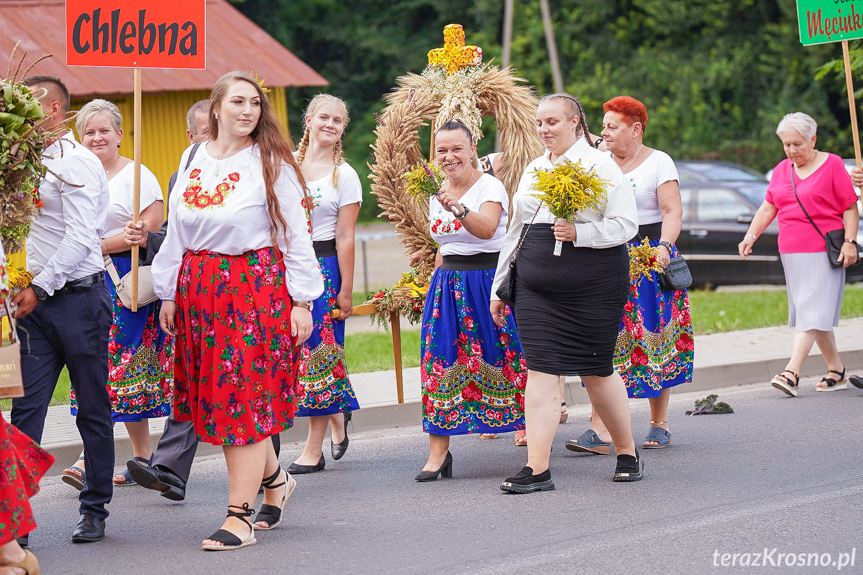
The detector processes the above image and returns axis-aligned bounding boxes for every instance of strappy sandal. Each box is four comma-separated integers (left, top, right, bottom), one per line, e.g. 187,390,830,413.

565,429,611,455
113,456,151,486
202,503,257,551
642,421,671,449
254,468,296,531
771,369,799,397
816,368,847,392
0,549,39,574
514,430,527,446
62,456,86,491
479,433,498,439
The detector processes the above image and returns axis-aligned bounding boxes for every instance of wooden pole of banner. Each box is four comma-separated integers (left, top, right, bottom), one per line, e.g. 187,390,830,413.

131,68,142,311
843,41,863,193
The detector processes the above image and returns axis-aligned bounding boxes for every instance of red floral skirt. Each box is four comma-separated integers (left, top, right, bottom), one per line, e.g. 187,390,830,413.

0,417,54,544
173,247,298,446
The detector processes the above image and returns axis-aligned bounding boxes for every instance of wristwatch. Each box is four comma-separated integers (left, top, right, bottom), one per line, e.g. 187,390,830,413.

658,241,673,252
454,206,471,220
845,238,857,244
31,284,49,301
292,299,313,311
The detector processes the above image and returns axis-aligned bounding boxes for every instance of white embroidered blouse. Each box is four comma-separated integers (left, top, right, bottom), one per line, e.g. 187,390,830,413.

152,143,324,302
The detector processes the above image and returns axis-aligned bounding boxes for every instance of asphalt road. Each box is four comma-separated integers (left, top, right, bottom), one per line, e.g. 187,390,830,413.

24,381,863,574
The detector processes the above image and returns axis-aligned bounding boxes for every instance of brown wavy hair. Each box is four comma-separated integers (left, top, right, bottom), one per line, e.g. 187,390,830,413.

208,71,309,252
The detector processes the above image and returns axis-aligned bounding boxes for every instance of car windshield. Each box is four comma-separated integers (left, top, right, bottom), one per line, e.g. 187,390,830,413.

733,182,768,205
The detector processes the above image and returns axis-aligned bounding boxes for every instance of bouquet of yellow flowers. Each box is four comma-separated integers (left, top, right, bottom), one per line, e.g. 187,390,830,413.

403,160,445,199
530,160,609,256
628,238,664,284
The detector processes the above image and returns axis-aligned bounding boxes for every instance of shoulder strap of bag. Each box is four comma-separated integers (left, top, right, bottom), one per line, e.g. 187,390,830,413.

185,142,201,172
103,254,122,286
791,169,824,237
512,202,543,260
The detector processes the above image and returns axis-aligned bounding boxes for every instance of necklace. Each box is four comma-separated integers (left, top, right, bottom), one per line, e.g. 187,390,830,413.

105,156,121,177
449,169,478,199
618,143,643,173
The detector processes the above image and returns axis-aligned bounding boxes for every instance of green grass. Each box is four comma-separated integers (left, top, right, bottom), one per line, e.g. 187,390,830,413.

689,283,863,335
6,285,862,409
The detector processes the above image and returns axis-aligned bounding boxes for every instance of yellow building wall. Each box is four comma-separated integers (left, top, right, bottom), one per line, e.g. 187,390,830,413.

71,87,291,198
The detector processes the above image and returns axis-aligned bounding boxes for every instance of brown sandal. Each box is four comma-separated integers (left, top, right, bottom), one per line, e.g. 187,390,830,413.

1,549,39,574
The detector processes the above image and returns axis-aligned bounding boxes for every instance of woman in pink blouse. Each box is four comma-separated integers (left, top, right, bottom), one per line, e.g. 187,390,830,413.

153,71,323,551
739,112,859,396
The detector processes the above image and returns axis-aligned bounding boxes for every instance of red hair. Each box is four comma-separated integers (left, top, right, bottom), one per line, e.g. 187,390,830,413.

603,96,648,131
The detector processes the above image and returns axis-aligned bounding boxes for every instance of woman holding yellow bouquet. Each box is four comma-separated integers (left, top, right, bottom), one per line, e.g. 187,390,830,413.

491,93,640,493
415,120,526,482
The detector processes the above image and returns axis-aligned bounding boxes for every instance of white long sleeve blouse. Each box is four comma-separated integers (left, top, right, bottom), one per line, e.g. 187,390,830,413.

490,136,638,300
152,143,324,302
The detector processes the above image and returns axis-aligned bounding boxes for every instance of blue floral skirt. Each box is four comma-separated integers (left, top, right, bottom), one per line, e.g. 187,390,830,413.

420,259,526,436
297,255,359,416
614,238,694,398
71,255,173,422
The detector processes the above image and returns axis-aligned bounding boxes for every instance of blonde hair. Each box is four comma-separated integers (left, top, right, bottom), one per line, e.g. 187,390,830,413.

76,98,123,138
296,94,350,187
539,93,595,147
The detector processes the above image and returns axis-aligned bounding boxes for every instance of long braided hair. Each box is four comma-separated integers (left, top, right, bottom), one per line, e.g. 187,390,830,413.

208,71,309,254
295,94,350,188
538,93,595,148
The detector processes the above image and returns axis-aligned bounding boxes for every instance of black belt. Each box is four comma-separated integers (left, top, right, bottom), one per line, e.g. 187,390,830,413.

637,222,663,241
441,252,500,271
314,239,337,258
56,272,105,295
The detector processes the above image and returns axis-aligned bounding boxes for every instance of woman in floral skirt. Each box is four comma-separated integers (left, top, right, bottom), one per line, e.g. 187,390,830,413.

63,99,172,489
415,120,526,482
153,71,323,550
289,95,362,474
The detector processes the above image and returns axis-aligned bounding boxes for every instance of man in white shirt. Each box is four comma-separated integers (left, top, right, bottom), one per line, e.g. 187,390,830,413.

10,75,114,544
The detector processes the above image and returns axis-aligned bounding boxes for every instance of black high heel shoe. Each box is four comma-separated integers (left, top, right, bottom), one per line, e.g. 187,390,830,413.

331,411,351,460
415,451,453,482
255,468,296,531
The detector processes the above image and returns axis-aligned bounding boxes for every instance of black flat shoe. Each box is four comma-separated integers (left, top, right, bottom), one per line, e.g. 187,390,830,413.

16,534,28,549
500,466,555,494
71,513,106,543
331,411,351,461
255,468,296,531
613,449,644,482
202,503,256,551
415,451,453,482
850,375,863,389
287,454,325,474
126,459,187,501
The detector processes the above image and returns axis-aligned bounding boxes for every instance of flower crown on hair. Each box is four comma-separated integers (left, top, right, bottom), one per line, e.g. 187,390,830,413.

249,71,271,95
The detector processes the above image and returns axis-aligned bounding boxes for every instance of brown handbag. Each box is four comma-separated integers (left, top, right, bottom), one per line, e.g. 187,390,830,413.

0,300,23,399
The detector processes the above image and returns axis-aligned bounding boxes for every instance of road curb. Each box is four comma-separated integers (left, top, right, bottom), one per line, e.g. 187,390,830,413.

38,347,863,475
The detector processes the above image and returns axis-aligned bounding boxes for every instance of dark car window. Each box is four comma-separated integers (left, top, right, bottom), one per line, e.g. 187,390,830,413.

696,187,754,222
679,186,694,219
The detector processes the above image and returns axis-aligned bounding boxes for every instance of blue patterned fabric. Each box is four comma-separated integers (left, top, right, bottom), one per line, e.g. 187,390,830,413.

420,266,525,436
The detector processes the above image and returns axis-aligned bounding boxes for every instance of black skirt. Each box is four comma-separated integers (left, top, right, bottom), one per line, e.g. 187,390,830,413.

513,225,628,377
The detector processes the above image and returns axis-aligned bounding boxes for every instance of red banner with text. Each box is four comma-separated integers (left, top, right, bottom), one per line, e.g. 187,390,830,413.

66,0,206,69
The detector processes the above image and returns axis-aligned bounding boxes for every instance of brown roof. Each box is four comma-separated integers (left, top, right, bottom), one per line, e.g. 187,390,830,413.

0,0,327,96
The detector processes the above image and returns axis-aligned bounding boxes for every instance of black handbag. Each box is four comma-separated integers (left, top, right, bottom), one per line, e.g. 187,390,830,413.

495,204,541,307
635,232,692,291
658,254,693,291
791,171,861,269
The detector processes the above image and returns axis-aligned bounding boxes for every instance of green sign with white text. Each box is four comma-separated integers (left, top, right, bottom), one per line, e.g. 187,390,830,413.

797,0,863,45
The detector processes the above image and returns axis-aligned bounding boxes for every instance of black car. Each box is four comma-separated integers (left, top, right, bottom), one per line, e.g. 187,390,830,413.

676,181,863,287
